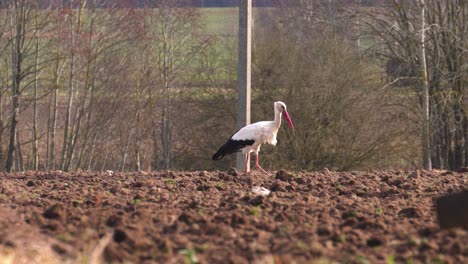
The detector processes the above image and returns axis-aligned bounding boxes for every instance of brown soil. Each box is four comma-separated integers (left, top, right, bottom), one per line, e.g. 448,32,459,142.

0,169,467,263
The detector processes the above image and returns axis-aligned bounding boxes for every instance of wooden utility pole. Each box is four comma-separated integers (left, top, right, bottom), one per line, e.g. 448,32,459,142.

236,0,252,171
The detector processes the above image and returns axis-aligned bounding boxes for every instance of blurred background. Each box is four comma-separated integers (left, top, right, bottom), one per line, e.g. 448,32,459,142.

0,0,466,172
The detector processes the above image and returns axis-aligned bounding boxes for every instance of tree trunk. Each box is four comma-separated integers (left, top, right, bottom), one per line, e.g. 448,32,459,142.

5,105,18,172
101,127,111,171
160,106,171,169
0,68,5,170
454,103,465,168
151,126,158,170
120,128,134,172
135,109,142,171
86,133,97,170
464,112,468,167
440,110,450,169
32,22,39,171
47,7,64,170
135,143,141,171
6,3,24,172
61,0,85,170
419,0,432,170
64,3,97,171
15,130,24,171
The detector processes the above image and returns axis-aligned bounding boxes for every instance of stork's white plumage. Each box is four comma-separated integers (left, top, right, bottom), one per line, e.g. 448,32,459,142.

212,101,294,173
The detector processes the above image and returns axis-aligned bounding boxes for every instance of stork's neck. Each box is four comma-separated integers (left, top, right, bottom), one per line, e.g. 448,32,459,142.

273,107,282,130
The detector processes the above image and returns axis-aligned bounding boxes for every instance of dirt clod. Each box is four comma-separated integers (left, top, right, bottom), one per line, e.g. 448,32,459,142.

43,204,65,220
227,167,239,176
398,207,420,218
113,229,127,243
409,170,420,179
275,170,293,181
366,237,383,247
249,195,264,206
106,215,122,227
26,180,35,187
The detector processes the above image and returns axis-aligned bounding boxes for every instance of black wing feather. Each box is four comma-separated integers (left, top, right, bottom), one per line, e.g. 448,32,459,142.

212,138,255,160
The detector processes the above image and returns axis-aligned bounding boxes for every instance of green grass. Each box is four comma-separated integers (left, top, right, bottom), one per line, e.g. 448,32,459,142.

179,248,199,264
131,198,142,206
164,178,176,185
200,7,277,35
249,205,262,216
375,207,383,215
200,8,238,35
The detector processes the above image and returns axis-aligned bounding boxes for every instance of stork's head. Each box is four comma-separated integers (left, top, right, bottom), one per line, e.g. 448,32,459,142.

275,101,294,130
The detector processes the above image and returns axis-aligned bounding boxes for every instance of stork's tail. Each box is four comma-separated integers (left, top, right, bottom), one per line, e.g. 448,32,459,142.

212,143,228,160
212,150,225,160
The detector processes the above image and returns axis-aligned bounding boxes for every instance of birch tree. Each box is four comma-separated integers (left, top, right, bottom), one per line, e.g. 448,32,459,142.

4,0,39,172
46,3,67,170
363,0,467,170
59,0,86,170
419,0,431,170
146,0,211,169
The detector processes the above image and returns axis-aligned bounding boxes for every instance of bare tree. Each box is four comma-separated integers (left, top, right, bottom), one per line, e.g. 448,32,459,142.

419,0,431,170
46,3,66,170
4,0,42,172
0,6,11,170
362,0,467,170
59,0,86,170
143,0,212,170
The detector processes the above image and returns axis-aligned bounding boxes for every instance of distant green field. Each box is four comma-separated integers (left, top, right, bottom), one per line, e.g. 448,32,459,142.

200,7,277,36
193,8,277,84
200,8,238,35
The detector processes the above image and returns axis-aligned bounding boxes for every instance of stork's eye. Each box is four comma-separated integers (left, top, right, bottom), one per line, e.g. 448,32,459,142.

281,106,285,110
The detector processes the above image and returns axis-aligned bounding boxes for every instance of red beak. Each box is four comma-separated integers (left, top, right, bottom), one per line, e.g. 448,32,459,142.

283,110,294,130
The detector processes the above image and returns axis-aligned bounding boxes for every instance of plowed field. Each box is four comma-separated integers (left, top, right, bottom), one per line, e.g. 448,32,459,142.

0,169,467,263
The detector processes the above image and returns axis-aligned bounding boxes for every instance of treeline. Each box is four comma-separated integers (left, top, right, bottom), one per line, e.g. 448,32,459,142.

363,0,468,170
0,0,466,172
0,0,279,8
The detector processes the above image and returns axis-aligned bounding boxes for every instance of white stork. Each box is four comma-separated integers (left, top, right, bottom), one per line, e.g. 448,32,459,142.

212,101,294,173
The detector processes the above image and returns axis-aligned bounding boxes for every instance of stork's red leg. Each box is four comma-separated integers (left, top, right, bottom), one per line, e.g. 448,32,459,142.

255,153,268,174
245,153,250,173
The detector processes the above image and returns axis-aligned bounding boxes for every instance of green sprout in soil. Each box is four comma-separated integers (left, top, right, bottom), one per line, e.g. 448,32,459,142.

431,256,443,264
317,258,332,264
278,225,288,237
165,179,176,185
179,248,199,264
334,183,344,190
357,256,370,264
291,173,301,179
215,181,226,189
56,232,73,242
375,207,383,215
131,198,142,206
295,241,309,250
197,209,206,217
250,206,261,217
387,255,395,264
332,234,346,243
72,199,83,207
343,210,358,218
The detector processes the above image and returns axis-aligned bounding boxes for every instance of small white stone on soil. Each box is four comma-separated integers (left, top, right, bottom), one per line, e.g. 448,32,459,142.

251,186,271,196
